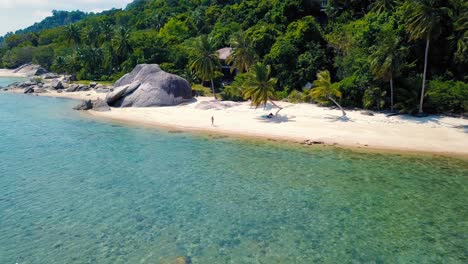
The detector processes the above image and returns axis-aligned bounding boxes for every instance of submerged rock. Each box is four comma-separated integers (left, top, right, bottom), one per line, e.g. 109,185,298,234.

107,64,192,107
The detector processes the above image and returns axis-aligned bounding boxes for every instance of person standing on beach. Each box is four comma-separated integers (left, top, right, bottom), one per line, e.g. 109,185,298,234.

211,116,214,127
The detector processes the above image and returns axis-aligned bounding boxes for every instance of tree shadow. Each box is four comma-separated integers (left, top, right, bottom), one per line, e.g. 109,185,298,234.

178,98,198,106
395,114,443,125
454,125,468,133
256,115,296,123
325,114,353,122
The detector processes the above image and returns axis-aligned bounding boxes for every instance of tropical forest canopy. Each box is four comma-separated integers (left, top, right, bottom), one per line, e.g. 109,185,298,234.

0,0,466,114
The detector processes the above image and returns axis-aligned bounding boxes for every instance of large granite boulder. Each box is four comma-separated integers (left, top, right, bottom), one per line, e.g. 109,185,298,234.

106,64,192,107
51,79,64,90
66,84,80,92
92,98,111,112
73,100,93,110
13,64,48,76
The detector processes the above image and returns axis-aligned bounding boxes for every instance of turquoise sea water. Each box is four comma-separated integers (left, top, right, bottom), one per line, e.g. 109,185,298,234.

0,84,467,263
0,76,27,87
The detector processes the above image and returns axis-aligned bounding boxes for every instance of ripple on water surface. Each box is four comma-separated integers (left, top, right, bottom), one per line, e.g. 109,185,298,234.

0,93,467,264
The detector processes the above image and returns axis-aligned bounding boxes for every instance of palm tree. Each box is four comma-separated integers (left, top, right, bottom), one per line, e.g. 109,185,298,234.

77,47,104,76
369,33,407,112
242,63,283,115
99,21,114,44
189,35,221,99
371,0,397,14
310,70,346,117
404,0,446,114
452,3,468,63
52,56,66,74
65,24,81,47
113,27,133,65
84,27,101,48
226,31,257,73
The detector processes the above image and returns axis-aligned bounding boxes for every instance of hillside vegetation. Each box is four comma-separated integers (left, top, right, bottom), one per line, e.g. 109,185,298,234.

0,0,466,114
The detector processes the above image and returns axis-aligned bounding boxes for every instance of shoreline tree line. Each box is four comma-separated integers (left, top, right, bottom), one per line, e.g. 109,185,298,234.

0,0,466,114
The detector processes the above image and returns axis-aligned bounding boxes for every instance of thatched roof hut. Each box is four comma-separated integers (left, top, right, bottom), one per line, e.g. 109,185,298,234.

216,47,232,61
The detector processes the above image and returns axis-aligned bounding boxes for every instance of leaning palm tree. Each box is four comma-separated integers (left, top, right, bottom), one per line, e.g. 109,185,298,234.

310,70,346,117
404,0,446,114
226,31,257,73
243,63,283,115
369,33,408,112
65,24,81,47
189,35,221,99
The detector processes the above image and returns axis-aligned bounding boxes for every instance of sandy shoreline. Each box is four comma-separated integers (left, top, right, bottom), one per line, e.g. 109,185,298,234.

32,90,468,157
0,69,28,78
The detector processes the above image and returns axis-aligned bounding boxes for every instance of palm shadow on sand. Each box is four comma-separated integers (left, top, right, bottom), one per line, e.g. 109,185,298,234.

324,114,353,122
256,115,296,124
454,125,468,133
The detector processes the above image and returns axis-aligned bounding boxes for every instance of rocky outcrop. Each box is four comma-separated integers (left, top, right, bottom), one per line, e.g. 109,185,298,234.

65,84,90,92
24,87,35,94
73,100,93,110
62,75,77,83
13,64,48,76
51,80,64,90
73,98,110,111
42,73,60,79
92,98,111,112
106,64,192,107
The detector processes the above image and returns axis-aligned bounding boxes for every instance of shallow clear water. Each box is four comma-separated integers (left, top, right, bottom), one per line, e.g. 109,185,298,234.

0,76,27,87
0,92,467,264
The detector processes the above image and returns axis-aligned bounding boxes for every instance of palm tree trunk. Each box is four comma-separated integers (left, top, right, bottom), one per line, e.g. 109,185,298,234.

390,75,394,112
269,99,283,116
210,79,216,100
328,96,346,117
419,35,430,114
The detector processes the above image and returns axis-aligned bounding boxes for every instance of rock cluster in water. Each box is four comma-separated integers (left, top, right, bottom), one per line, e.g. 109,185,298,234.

106,64,192,107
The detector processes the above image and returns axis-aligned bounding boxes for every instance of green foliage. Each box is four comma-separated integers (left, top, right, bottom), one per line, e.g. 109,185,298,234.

287,90,307,103
14,10,89,35
426,80,468,113
159,18,190,43
2,46,36,68
242,63,278,108
310,70,341,104
0,0,465,114
265,16,326,89
363,87,387,110
226,31,257,73
33,46,54,68
192,84,213,97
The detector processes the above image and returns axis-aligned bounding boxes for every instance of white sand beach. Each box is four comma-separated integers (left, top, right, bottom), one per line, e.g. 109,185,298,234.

37,91,468,156
0,68,27,77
